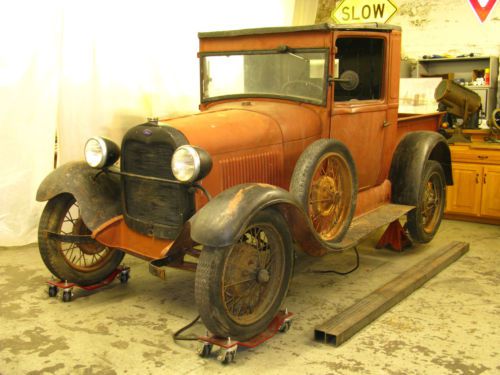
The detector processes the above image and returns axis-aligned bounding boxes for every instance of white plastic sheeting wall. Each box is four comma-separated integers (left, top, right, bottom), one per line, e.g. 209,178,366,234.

0,0,306,246
0,3,61,246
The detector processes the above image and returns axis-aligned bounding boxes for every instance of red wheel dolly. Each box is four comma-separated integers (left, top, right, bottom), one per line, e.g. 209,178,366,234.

198,309,293,364
46,266,130,302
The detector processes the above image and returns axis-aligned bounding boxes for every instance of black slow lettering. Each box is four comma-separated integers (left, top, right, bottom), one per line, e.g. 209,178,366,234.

362,5,371,19
374,3,385,18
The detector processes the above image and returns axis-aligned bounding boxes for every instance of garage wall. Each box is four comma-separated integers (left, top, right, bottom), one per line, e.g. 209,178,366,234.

316,1,500,103
316,1,499,57
391,0,500,59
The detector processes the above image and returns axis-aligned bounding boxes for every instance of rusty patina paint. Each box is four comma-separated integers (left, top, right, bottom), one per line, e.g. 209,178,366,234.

37,24,448,265
92,215,193,261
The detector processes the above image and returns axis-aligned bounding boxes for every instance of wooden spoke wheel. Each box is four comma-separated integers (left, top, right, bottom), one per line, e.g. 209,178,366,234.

290,139,357,243
308,153,353,241
59,202,114,272
407,160,446,243
195,208,293,341
38,193,124,286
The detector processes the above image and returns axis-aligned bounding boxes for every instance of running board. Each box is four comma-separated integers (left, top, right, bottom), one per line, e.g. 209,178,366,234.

335,204,414,249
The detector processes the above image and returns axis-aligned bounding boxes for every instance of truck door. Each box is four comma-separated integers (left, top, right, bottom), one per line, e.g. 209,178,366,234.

330,33,394,191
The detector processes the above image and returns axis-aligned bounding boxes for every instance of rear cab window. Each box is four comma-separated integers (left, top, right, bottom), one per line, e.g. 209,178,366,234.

334,38,385,102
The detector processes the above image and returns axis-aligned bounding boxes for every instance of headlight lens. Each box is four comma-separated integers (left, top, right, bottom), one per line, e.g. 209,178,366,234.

84,136,120,168
172,146,200,182
85,137,106,168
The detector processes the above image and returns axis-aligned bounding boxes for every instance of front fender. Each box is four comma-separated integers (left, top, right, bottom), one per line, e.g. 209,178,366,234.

189,183,339,256
389,131,452,205
36,161,121,230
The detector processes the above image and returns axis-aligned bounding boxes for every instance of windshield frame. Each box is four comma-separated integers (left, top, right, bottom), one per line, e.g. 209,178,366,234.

199,47,330,106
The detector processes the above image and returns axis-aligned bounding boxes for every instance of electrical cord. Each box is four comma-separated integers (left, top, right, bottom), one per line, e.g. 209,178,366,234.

173,315,201,341
311,246,360,275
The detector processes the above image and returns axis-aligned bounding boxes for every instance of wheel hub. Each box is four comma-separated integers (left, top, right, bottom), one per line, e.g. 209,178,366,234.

423,180,439,228
73,218,104,255
311,175,339,217
257,269,270,283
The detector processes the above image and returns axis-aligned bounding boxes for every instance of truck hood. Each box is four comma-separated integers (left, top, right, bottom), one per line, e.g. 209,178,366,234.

160,101,321,155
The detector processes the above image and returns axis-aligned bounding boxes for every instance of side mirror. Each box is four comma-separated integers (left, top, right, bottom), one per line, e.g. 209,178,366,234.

333,70,360,91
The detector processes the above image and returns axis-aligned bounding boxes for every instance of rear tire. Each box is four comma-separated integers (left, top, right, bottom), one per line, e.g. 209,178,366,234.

195,208,293,341
38,193,124,286
406,160,446,243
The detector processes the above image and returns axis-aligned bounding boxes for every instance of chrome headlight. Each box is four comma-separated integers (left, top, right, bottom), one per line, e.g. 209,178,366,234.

84,136,120,168
171,145,212,183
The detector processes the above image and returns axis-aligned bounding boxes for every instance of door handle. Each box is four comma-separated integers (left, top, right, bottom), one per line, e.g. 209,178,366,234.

382,120,391,128
476,173,479,184
484,174,487,184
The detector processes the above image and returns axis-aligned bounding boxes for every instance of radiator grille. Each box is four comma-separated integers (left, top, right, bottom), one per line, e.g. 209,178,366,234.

123,140,174,178
121,130,193,238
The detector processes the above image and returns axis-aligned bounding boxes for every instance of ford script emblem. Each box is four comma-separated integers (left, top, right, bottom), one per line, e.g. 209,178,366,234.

143,129,153,136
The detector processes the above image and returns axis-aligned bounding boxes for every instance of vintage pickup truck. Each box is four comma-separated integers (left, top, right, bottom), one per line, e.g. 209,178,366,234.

36,23,451,341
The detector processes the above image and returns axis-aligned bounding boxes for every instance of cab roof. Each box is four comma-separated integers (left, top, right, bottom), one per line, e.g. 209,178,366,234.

198,23,401,39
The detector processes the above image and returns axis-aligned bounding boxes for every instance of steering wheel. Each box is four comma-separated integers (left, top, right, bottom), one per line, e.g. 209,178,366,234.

281,80,323,98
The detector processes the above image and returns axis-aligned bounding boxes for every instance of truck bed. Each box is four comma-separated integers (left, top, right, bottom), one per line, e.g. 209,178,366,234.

397,112,443,140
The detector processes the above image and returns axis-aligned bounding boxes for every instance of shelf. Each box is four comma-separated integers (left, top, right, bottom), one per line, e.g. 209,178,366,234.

418,56,495,63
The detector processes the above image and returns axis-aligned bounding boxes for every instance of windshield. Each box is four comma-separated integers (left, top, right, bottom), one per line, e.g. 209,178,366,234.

201,49,328,105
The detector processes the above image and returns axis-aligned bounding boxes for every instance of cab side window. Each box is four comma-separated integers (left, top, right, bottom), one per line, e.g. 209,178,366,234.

334,38,384,102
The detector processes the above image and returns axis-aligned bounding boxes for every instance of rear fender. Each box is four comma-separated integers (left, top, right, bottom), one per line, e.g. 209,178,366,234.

36,161,121,230
389,131,452,205
189,183,337,256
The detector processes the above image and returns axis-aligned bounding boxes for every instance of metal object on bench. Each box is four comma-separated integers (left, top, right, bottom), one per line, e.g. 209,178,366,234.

435,79,481,143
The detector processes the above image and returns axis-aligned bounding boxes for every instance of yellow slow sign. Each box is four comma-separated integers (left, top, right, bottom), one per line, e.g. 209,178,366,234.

332,0,398,24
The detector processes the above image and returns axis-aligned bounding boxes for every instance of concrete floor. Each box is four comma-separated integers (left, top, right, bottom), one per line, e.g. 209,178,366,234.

0,219,499,375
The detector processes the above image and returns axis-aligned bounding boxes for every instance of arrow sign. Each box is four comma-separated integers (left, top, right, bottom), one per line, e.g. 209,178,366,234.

468,0,498,22
332,0,398,24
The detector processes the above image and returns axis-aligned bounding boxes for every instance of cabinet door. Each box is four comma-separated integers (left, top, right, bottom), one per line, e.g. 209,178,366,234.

480,165,500,218
446,163,482,216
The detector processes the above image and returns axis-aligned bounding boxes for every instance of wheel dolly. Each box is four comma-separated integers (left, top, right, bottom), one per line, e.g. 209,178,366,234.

197,309,293,364
46,266,130,302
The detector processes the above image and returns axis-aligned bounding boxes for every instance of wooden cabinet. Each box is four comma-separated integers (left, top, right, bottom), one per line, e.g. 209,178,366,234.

446,163,482,215
445,143,500,224
481,165,500,218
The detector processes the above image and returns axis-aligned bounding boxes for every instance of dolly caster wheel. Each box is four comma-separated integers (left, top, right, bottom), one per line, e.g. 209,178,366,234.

48,285,58,297
218,350,235,364
198,343,213,358
119,269,130,284
279,320,292,333
62,290,72,303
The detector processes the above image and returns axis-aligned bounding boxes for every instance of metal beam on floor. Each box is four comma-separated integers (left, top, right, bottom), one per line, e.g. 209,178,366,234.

314,241,470,346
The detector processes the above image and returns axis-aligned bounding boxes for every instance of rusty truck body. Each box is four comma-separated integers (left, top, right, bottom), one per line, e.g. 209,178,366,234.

37,23,451,341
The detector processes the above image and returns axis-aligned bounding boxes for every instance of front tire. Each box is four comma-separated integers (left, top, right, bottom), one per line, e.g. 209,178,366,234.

38,193,124,286
406,160,446,243
195,208,293,341
290,139,357,243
